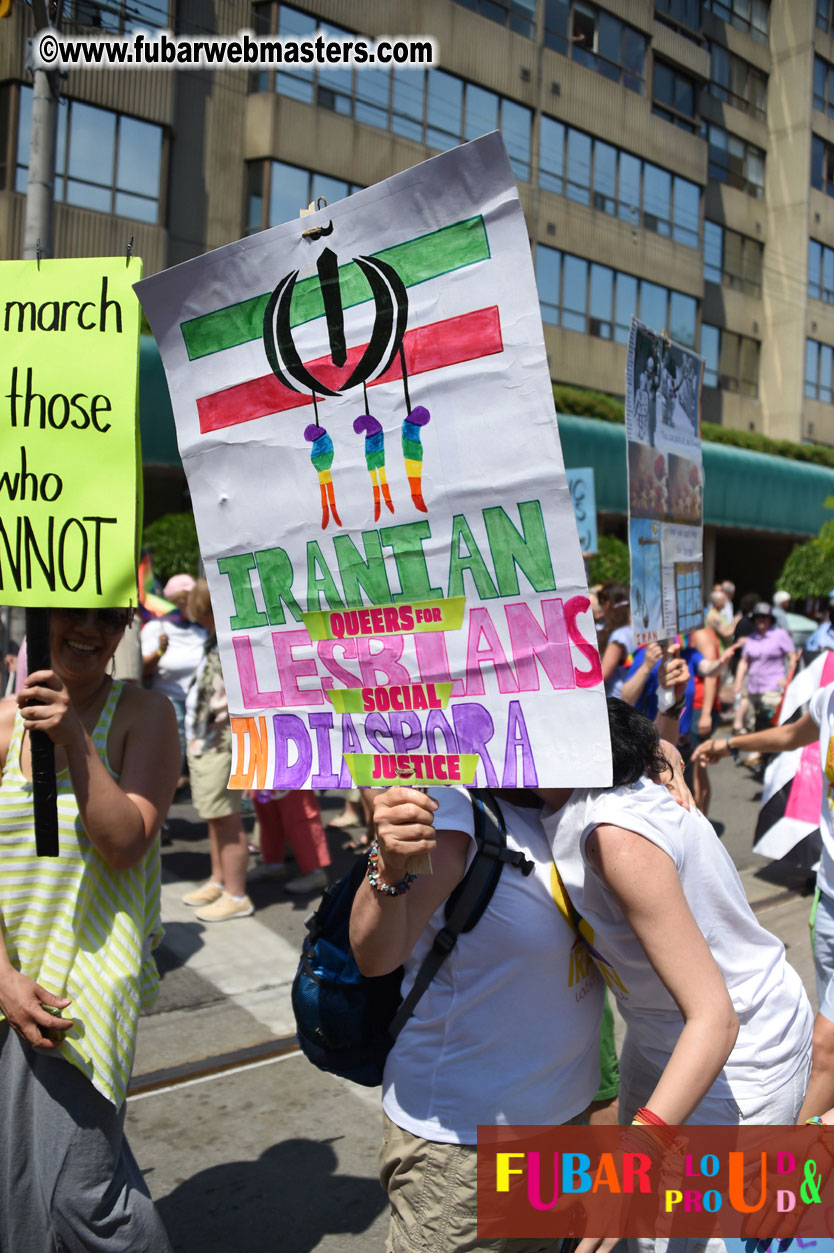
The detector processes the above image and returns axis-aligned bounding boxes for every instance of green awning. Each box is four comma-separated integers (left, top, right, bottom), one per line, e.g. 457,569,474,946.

557,413,834,537
139,335,181,468
135,334,834,535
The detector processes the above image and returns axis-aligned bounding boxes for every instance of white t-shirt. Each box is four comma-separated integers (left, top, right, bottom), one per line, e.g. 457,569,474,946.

604,625,634,699
382,789,604,1144
809,682,834,899
543,779,812,1102
141,617,207,703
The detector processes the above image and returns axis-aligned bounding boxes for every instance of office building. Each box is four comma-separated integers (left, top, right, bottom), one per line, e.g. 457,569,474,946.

1,0,833,585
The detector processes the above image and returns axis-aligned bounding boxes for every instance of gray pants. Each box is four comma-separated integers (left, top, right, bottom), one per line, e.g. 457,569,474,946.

0,1022,171,1253
813,888,834,1019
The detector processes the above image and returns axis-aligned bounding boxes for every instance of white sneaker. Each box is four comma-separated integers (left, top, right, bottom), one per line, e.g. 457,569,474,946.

284,868,328,895
182,880,223,907
194,892,255,922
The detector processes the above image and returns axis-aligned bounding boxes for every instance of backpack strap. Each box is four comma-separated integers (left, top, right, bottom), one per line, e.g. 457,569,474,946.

386,789,533,1044
446,790,534,933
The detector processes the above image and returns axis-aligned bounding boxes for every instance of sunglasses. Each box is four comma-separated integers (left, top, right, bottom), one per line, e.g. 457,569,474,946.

54,607,134,632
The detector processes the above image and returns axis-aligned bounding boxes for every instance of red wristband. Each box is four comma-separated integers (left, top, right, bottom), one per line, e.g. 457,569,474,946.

634,1106,668,1127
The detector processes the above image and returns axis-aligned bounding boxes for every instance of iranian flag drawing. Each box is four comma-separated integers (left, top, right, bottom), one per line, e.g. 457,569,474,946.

135,133,612,790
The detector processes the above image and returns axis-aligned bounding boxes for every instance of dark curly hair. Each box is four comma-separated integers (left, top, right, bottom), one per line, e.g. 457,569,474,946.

607,698,669,787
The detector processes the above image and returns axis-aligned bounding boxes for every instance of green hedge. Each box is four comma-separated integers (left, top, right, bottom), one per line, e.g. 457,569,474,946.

142,512,200,585
552,383,834,471
587,534,630,586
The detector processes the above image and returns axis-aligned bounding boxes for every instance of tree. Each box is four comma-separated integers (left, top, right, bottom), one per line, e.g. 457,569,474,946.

777,520,834,600
587,534,630,587
142,512,200,586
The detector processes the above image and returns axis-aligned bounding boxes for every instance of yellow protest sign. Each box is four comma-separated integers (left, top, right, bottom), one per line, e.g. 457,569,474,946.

0,258,142,607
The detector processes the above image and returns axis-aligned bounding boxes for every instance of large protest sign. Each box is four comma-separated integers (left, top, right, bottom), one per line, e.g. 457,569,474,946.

625,319,704,647
136,133,611,789
0,258,142,607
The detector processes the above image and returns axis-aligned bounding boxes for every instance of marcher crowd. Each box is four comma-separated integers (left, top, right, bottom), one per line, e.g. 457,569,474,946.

2,573,834,1252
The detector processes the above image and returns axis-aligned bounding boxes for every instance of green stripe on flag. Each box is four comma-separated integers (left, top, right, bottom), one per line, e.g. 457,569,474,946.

181,216,490,361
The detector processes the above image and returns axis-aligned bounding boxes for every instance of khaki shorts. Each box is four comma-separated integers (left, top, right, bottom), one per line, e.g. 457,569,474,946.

744,688,781,733
379,1112,562,1253
186,748,241,821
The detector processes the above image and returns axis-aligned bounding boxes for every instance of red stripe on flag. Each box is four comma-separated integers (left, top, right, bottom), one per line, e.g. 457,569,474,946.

196,306,502,433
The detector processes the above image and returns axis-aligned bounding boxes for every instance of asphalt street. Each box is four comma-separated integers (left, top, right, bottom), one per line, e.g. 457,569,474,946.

126,762,820,1253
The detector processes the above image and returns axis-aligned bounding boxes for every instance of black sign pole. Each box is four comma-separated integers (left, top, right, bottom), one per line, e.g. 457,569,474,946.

22,1,62,858
26,608,59,858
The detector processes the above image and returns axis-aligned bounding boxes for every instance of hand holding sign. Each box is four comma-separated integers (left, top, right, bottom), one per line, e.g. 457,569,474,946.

18,668,85,748
372,787,438,878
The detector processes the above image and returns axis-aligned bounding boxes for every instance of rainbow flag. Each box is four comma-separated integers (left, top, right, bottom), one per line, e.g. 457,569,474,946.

137,551,174,620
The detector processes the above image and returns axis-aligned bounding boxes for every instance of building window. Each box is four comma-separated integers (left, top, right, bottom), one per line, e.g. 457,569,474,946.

70,0,167,31
701,324,759,395
701,323,719,387
703,221,763,296
535,244,697,346
452,0,537,38
812,135,834,197
806,339,834,403
0,87,10,192
818,0,834,36
247,160,363,233
652,61,698,132
253,4,532,181
15,85,163,222
655,0,702,34
707,42,767,119
537,115,701,247
810,240,834,304
814,56,834,119
703,0,768,43
702,122,764,197
544,0,646,93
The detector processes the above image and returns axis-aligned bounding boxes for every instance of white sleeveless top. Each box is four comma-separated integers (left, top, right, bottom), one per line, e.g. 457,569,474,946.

544,779,812,1101
382,788,604,1143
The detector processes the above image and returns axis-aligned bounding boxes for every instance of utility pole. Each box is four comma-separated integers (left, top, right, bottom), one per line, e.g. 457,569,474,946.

22,0,63,856
22,0,62,261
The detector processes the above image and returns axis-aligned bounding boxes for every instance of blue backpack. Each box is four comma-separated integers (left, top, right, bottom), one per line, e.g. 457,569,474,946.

291,790,533,1086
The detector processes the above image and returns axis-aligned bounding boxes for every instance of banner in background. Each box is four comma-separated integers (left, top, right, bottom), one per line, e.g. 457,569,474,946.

0,258,142,608
625,318,704,647
567,467,597,557
136,133,611,789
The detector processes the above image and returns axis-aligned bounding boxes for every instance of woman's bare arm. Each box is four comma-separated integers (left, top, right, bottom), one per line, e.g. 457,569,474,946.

692,711,819,764
19,674,179,870
600,641,627,684
349,788,469,977
620,642,662,706
585,823,739,1124
0,698,17,780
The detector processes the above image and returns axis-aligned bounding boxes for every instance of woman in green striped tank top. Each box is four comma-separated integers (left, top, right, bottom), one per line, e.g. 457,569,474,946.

0,606,180,1251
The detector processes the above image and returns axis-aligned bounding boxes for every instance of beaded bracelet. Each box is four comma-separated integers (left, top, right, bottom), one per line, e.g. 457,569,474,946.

367,841,416,897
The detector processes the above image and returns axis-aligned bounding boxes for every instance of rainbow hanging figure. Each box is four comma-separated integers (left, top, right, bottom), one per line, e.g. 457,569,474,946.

264,250,435,524
353,414,394,521
401,405,431,513
304,422,342,530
